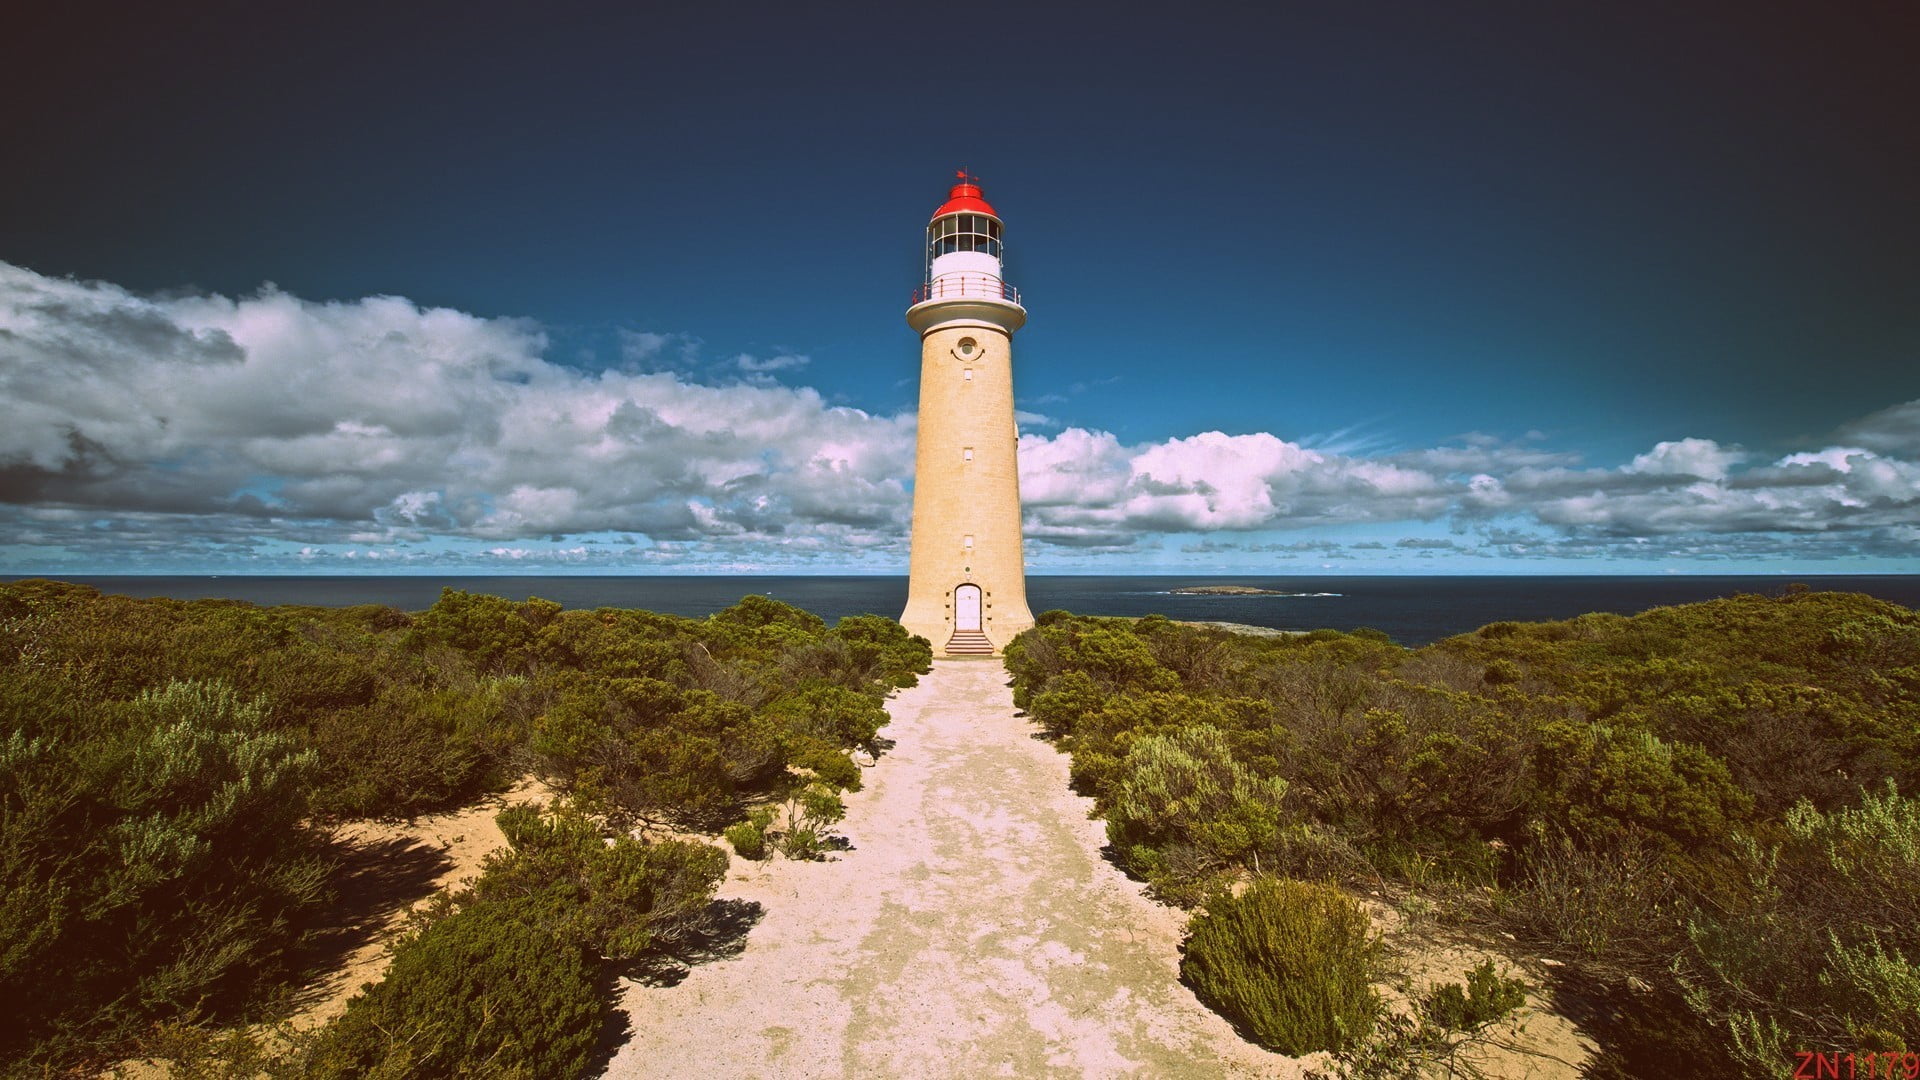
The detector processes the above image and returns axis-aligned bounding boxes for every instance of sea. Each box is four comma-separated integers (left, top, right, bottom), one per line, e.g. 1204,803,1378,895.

12,575,1920,648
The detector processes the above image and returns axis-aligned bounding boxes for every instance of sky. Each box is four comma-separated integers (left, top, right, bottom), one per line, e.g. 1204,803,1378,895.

1,1,1917,575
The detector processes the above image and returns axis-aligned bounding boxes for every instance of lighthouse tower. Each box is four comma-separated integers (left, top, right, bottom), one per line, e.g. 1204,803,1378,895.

900,173,1036,656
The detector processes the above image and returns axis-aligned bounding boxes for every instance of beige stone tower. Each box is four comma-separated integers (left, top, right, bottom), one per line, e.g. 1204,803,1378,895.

900,175,1035,656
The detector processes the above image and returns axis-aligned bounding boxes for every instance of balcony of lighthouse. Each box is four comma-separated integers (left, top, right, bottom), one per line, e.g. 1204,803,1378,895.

911,273,1021,306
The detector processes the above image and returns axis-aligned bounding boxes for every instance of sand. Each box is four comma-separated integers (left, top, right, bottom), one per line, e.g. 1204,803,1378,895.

283,777,552,1032
605,659,1303,1079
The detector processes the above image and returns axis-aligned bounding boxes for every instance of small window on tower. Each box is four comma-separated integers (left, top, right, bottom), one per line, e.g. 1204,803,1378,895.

963,447,974,462
963,368,973,381
963,534,974,549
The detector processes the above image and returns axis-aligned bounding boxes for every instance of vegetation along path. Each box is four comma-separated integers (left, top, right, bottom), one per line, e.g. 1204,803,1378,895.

607,658,1298,1079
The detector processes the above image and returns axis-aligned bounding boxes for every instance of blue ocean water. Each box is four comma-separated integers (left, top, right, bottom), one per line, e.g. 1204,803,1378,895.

13,575,1920,648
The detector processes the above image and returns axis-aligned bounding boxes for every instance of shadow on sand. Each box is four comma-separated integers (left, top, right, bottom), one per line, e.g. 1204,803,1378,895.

624,897,767,988
286,835,456,1010
588,897,767,1068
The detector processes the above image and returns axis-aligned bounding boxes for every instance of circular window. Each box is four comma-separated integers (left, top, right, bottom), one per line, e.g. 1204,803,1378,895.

953,337,979,360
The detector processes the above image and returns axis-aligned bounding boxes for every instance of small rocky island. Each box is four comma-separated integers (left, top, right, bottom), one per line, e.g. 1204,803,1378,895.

1169,585,1290,596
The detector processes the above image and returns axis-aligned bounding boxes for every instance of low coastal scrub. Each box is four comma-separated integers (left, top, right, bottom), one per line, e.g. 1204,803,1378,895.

297,803,727,1078
0,579,928,1074
1005,590,1920,1072
1182,877,1381,1054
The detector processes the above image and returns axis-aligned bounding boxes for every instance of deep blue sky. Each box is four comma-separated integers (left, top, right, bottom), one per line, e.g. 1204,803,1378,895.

2,2,1917,573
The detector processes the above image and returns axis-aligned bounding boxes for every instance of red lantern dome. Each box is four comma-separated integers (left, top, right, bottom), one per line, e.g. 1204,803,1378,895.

931,175,998,220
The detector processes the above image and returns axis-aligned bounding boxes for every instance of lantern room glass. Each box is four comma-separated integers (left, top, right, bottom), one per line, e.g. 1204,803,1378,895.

927,213,1002,263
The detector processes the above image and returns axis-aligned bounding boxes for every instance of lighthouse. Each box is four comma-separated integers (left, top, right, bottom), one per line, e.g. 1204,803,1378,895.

899,173,1036,656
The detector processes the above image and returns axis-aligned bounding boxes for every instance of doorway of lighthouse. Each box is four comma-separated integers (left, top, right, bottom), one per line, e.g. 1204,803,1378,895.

954,584,982,632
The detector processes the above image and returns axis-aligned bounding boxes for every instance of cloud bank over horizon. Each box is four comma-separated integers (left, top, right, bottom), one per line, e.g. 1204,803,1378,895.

3,261,1916,573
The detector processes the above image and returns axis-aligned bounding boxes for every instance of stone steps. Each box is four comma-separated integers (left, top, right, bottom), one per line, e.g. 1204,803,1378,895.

943,630,995,656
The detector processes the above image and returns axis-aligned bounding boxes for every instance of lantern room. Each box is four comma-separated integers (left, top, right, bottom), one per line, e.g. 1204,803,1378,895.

917,174,1019,305
928,210,1002,260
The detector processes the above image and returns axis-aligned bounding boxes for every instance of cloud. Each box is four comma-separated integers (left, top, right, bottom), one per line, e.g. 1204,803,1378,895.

0,262,911,567
1833,400,1920,455
1010,421,1920,560
733,351,809,374
3,259,1917,570
1625,438,1745,481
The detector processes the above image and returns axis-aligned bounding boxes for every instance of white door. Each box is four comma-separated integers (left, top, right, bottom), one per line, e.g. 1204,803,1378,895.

954,584,982,631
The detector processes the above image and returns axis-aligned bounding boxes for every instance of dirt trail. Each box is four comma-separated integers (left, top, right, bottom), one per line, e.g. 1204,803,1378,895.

605,659,1302,1079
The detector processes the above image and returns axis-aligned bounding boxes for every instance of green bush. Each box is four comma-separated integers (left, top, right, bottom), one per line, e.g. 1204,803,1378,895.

481,803,728,958
1421,960,1528,1033
1182,877,1381,1054
1503,824,1679,969
407,588,560,676
301,900,601,1079
301,802,727,1078
1309,961,1530,1080
764,682,891,754
777,783,846,860
305,685,511,819
1027,670,1104,738
0,679,329,1069
1679,784,1920,1066
724,807,776,861
1106,725,1288,900
827,613,933,689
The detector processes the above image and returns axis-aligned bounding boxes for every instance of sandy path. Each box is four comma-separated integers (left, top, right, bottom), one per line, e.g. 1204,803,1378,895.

606,659,1301,1079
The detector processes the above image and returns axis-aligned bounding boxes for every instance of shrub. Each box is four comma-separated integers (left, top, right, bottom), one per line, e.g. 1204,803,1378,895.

1027,671,1104,738
305,685,506,819
482,803,728,958
828,613,933,689
777,783,846,860
300,900,601,1079
1004,592,1920,1071
0,581,922,1071
302,802,726,1078
763,682,890,754
724,807,776,861
1106,725,1288,900
532,680,780,826
1421,960,1528,1033
724,820,765,860
1182,877,1381,1055
1062,625,1181,692
1533,724,1750,848
407,588,558,675
0,679,329,1069
1308,961,1529,1080
1502,824,1679,972
1679,784,1920,1066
